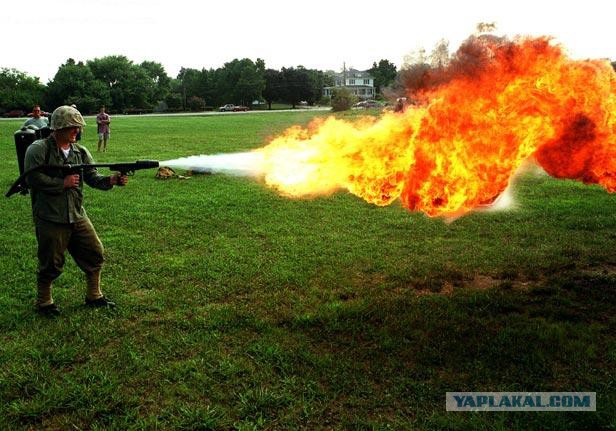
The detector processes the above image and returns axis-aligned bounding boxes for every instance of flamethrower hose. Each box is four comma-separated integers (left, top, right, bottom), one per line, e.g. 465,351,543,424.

5,160,160,198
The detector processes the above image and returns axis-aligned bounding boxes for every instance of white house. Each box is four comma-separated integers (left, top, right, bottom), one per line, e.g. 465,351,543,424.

323,67,375,100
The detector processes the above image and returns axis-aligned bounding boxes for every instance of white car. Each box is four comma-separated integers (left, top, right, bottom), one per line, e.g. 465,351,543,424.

219,104,235,112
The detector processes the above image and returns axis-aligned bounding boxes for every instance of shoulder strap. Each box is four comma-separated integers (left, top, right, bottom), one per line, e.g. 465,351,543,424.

44,138,53,165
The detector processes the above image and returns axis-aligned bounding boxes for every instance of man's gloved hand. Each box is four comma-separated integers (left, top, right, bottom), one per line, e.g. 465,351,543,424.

110,173,128,186
63,174,80,188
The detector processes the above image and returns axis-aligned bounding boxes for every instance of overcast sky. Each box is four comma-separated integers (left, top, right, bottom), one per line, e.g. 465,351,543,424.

2,0,614,83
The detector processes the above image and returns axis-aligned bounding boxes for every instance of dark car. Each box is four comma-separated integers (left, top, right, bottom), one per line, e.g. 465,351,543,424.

3,109,26,118
233,105,249,112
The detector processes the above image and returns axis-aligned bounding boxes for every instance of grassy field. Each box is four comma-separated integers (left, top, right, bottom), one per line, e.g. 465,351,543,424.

0,111,615,430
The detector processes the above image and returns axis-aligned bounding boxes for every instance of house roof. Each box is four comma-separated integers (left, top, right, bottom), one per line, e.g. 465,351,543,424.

347,69,372,78
329,68,373,79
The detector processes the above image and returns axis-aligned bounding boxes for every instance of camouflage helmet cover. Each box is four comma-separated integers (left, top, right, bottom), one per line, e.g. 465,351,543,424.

50,105,86,130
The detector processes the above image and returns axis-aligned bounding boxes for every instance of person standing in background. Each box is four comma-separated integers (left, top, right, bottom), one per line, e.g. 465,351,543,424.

96,106,111,152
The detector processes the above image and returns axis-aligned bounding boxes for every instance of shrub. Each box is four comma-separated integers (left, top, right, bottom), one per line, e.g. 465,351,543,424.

187,96,205,112
165,93,183,110
331,88,356,112
318,95,331,106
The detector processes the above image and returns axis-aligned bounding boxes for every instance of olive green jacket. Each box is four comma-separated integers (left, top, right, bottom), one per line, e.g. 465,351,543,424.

24,136,113,224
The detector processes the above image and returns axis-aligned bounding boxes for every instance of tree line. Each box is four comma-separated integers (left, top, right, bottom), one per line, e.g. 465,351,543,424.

0,56,398,115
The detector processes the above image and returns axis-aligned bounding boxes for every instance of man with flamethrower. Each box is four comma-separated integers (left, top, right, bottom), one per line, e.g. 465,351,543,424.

22,105,131,316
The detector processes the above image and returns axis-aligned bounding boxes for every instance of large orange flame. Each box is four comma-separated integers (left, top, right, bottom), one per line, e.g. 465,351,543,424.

256,36,616,216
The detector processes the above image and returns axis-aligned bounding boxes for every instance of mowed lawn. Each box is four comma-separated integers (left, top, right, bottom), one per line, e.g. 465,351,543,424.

0,111,615,430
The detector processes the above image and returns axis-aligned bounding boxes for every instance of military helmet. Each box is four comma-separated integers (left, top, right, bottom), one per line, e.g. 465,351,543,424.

155,166,176,179
50,105,86,130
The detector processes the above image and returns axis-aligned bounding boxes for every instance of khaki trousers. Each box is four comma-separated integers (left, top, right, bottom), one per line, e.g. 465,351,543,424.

35,216,105,284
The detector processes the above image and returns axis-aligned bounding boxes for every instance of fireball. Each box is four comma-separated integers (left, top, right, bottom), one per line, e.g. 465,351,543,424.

256,36,616,216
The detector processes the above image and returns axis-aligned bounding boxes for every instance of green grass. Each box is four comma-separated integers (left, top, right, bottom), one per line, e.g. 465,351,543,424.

0,111,615,430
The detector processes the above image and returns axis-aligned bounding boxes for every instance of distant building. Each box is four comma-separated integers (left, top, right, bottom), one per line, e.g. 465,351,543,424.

323,66,375,100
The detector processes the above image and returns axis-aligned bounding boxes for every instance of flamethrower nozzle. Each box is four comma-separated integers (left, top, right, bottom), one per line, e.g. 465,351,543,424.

135,160,160,169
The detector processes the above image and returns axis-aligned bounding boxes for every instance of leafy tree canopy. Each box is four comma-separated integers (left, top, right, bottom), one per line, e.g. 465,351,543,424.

45,59,110,114
87,56,156,111
0,68,46,113
369,59,397,95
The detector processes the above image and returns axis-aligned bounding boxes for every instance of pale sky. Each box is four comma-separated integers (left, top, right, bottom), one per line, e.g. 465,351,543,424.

2,0,615,83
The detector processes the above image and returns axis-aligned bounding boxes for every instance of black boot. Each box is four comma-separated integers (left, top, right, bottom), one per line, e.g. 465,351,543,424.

37,303,60,316
85,296,116,308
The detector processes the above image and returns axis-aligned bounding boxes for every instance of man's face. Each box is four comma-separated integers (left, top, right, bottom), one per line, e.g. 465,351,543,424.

32,107,41,118
55,126,81,144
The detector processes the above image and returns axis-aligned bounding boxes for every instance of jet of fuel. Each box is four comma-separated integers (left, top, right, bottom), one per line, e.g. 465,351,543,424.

160,153,265,176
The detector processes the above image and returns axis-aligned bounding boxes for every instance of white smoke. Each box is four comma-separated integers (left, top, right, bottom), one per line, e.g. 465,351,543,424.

481,158,546,214
160,152,264,176
484,184,515,212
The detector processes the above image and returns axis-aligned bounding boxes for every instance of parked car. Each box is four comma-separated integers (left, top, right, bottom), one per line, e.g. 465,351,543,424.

353,100,382,109
219,104,235,112
219,104,250,112
3,109,26,118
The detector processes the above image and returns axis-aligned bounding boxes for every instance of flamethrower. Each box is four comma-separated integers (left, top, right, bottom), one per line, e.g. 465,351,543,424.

5,160,160,197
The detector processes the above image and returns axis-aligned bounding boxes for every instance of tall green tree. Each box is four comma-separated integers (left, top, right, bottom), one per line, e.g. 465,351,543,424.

87,55,154,111
165,78,184,110
177,67,200,109
263,69,283,110
306,68,333,104
215,58,265,106
280,66,313,108
45,59,110,114
140,60,171,103
177,67,216,106
0,68,46,113
369,59,397,95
